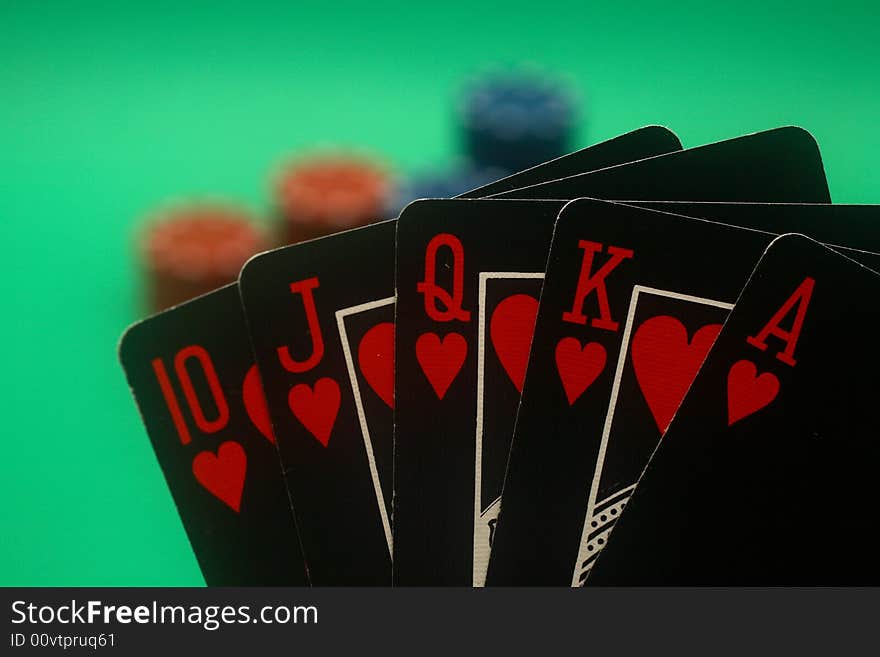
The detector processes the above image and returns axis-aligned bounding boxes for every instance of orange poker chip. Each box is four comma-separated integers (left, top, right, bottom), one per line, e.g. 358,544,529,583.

273,154,392,244
139,204,267,312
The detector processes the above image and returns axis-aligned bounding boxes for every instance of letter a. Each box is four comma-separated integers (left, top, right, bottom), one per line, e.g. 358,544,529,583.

746,276,815,367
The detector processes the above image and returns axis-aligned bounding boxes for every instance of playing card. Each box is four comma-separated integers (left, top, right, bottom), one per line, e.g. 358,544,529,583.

461,125,681,198
239,221,396,585
634,201,880,254
236,127,689,585
490,127,830,203
396,128,831,586
486,200,880,586
118,285,308,586
588,235,880,584
394,199,566,587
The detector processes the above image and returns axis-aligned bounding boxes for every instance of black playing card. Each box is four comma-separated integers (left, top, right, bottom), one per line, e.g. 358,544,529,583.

486,200,880,586
394,199,567,587
460,126,681,198
588,235,880,585
490,127,830,203
118,285,308,586
235,127,690,585
239,222,396,585
633,201,880,253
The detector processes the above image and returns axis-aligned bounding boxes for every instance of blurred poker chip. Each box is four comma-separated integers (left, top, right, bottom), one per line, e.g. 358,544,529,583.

458,69,579,171
272,151,393,245
138,203,267,313
390,164,509,216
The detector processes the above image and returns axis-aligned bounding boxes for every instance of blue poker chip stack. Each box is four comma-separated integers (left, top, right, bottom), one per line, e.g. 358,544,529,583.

459,72,578,171
390,165,509,217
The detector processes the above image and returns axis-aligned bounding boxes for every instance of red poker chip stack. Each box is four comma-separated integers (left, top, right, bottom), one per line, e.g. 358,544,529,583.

139,204,267,313
273,153,393,245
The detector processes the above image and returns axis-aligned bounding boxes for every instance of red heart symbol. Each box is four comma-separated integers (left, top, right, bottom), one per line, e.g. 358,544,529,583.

490,294,539,393
192,441,247,513
727,359,780,426
555,337,607,405
632,316,722,434
242,364,275,444
358,322,395,408
416,332,467,400
288,377,341,447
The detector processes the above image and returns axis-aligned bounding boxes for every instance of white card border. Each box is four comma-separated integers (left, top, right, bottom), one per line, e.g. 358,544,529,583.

474,271,544,586
337,296,395,557
571,285,733,586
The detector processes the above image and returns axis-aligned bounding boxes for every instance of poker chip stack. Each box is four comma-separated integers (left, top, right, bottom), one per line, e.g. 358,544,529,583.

138,203,267,313
272,152,393,245
131,70,583,315
458,71,579,172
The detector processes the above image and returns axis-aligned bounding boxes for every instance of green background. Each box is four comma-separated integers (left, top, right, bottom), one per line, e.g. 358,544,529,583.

2,1,878,586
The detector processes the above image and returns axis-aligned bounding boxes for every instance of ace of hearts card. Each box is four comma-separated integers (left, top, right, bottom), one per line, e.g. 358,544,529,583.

588,235,880,585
